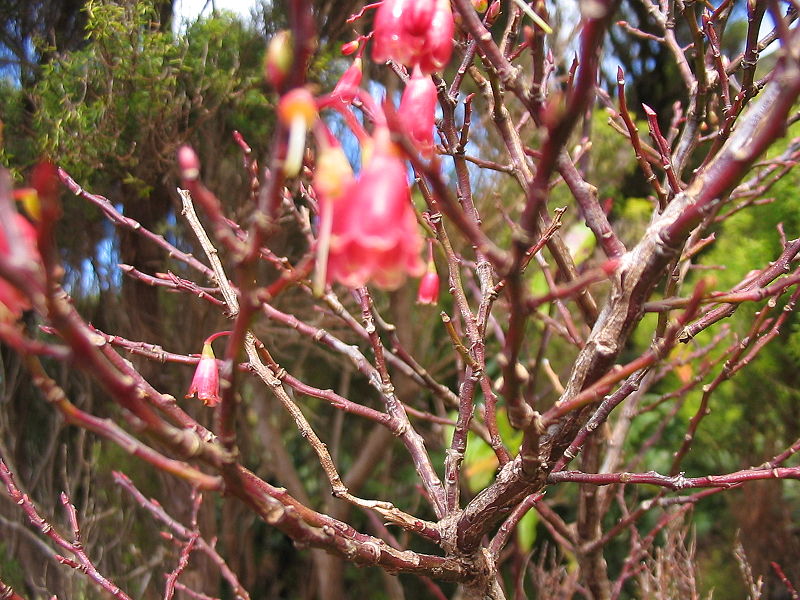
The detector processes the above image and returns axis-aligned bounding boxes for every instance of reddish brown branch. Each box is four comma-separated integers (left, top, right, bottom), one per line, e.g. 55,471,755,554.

0,459,133,600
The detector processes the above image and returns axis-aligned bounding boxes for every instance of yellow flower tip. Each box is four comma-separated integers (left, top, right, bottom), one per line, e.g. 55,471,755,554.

314,146,353,202
279,89,318,177
200,342,215,359
13,188,41,222
278,88,318,129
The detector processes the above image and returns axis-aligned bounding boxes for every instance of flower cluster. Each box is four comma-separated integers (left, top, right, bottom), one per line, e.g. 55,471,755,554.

261,0,458,292
372,0,454,74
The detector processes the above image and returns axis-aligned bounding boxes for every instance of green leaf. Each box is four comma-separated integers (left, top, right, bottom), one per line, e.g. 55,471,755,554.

516,507,539,552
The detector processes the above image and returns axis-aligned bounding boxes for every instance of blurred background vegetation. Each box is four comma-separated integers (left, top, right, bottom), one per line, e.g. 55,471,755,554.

0,1,798,598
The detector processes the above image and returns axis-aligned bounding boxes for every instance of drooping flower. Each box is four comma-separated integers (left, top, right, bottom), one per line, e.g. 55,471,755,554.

416,240,440,304
186,342,221,407
398,66,438,158
277,88,318,177
372,0,454,74
326,129,425,290
417,269,440,304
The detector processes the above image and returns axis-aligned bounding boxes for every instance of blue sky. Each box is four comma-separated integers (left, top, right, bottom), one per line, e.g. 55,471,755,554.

173,0,258,29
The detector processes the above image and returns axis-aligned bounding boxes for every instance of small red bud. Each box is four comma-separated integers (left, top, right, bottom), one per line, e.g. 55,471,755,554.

341,39,360,55
602,258,620,276
417,239,439,304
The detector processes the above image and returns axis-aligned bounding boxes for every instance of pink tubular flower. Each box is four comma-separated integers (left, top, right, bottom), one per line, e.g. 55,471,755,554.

331,58,363,104
398,66,438,158
186,342,221,407
372,0,454,74
326,130,425,290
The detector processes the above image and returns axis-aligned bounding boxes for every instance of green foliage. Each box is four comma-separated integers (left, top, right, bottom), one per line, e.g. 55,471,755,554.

588,112,638,200
0,79,36,180
447,407,523,494
36,1,175,183
516,508,539,553
0,542,25,592
33,0,268,190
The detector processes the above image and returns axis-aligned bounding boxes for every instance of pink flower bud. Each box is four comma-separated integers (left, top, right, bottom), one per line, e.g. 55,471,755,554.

417,267,440,304
185,342,220,407
327,130,425,290
421,0,455,73
372,0,454,74
417,239,439,304
398,66,437,158
265,30,293,89
177,145,201,182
